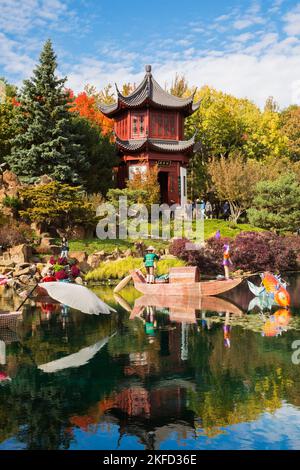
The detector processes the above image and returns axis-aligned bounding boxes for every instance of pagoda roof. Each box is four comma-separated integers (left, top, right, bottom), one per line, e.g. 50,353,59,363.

115,134,196,153
99,65,200,117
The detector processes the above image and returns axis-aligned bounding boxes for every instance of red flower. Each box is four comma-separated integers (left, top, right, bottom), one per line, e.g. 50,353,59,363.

55,270,68,281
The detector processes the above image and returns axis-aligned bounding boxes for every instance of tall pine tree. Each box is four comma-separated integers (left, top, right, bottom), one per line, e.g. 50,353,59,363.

6,40,87,183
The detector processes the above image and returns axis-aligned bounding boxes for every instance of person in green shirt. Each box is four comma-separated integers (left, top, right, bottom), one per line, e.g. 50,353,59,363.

143,246,159,283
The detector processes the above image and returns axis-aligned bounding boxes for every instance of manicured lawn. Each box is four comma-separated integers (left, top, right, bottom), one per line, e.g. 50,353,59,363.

68,237,169,255
68,220,264,254
203,219,265,239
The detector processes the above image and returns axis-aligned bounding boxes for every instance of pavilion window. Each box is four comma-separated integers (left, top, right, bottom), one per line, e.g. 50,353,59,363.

132,113,146,138
151,112,177,138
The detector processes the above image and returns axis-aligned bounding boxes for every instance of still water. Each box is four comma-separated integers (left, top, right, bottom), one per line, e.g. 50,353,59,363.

0,275,300,450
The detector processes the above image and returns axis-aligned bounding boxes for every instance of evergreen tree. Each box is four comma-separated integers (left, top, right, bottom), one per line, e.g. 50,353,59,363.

248,173,300,233
71,115,117,194
6,40,87,183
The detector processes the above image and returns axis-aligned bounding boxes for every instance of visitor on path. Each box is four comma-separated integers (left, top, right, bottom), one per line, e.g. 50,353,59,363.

223,244,233,280
200,199,206,219
143,246,159,284
222,201,230,220
205,200,213,219
61,237,69,259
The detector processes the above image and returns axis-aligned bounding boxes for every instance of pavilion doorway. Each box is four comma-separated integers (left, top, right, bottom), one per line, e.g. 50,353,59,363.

158,171,169,204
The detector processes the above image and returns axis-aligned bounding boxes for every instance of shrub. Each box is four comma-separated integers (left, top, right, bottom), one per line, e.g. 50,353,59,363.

86,256,186,281
169,238,190,258
0,222,34,249
171,232,298,274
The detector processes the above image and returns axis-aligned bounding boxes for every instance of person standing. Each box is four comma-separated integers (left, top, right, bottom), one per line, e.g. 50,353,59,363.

61,236,69,259
200,199,206,219
223,244,233,280
222,201,230,220
143,246,159,284
205,200,212,219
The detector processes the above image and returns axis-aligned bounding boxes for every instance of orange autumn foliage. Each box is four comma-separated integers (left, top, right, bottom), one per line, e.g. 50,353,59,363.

69,91,114,136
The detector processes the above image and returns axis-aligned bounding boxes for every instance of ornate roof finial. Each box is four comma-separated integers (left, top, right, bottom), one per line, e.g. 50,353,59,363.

145,64,152,74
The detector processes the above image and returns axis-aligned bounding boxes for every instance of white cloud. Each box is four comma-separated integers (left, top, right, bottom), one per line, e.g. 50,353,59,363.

234,33,255,43
284,4,300,35
1,0,300,111
65,45,300,109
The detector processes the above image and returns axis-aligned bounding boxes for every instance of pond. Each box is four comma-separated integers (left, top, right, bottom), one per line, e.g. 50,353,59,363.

0,274,300,450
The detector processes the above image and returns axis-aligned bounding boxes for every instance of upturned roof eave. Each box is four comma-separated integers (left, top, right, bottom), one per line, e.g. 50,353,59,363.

115,134,196,153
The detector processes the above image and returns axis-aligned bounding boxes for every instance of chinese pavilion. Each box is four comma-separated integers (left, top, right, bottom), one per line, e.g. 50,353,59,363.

99,65,200,205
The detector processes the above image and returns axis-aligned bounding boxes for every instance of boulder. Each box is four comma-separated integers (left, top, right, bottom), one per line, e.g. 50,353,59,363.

69,251,88,263
78,261,91,274
0,268,14,275
49,245,61,255
19,275,31,285
37,175,53,185
15,262,31,270
13,267,31,277
0,259,15,269
40,237,57,249
9,244,32,264
123,248,133,257
87,253,105,269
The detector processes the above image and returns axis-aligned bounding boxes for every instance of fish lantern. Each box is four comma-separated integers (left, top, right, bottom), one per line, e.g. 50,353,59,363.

274,309,291,327
261,272,290,307
262,318,278,337
274,287,291,308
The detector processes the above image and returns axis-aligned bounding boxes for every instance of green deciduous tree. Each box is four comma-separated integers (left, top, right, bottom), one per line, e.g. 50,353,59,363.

248,173,300,233
6,40,87,184
280,105,300,162
207,153,261,223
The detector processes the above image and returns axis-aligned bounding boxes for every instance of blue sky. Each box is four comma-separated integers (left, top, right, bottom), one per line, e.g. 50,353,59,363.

1,0,300,107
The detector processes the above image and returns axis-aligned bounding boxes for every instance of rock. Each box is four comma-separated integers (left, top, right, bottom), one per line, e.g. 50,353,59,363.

87,253,105,269
49,245,61,255
15,262,31,270
6,278,17,288
123,248,132,257
69,251,88,263
40,237,57,249
13,267,31,277
0,268,14,275
0,260,15,268
94,250,106,256
41,263,52,277
19,275,31,285
104,255,115,262
33,273,42,282
30,256,42,263
78,261,91,274
9,244,32,264
37,175,53,185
